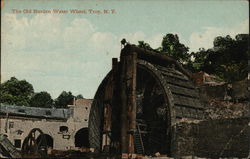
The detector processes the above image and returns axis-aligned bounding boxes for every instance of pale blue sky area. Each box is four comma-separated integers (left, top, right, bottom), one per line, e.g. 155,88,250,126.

1,0,249,98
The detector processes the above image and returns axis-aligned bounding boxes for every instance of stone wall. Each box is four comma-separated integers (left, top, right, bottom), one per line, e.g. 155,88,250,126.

199,78,248,103
0,99,92,151
173,118,250,158
198,78,249,120
231,79,249,101
0,117,86,150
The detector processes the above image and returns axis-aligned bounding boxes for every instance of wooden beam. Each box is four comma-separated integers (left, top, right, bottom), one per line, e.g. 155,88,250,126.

123,44,192,80
102,59,118,151
120,49,137,154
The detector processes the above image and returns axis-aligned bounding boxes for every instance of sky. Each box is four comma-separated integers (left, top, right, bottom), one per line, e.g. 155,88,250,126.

1,0,249,99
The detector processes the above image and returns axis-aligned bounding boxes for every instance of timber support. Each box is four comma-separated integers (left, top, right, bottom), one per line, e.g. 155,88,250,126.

120,48,137,154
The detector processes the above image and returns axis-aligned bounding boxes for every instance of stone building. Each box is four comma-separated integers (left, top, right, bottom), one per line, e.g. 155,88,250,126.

0,98,92,151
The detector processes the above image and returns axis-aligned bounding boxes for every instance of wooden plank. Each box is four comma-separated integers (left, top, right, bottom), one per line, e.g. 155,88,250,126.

173,94,203,109
127,44,192,79
156,66,189,81
165,77,195,89
169,84,199,98
161,71,189,81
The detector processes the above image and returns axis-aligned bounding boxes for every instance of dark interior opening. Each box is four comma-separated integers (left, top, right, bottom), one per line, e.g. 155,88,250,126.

134,67,170,155
75,128,90,148
18,109,25,113
45,111,51,115
36,134,54,148
14,139,21,148
59,126,68,132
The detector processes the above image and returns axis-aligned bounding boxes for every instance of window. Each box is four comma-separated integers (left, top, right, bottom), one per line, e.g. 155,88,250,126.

9,122,14,128
18,109,25,113
59,126,68,133
17,130,23,135
14,139,21,148
45,111,51,115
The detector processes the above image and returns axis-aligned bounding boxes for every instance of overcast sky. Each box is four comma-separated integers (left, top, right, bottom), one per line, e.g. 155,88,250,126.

1,0,249,99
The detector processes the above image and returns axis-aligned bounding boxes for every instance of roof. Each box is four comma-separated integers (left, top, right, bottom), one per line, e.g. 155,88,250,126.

0,104,72,120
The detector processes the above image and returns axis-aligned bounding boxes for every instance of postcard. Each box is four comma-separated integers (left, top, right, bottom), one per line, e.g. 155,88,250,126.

1,0,249,158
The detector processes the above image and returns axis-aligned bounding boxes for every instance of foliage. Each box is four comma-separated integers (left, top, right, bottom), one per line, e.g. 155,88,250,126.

30,91,53,108
137,33,248,82
160,34,190,63
137,41,154,51
76,94,84,99
187,48,212,72
137,34,191,64
191,34,249,82
1,77,83,108
54,91,74,108
0,77,34,106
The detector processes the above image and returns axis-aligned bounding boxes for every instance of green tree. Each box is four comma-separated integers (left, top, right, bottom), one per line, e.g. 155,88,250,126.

76,94,84,99
187,48,212,72
191,34,249,82
160,34,190,63
213,35,234,48
207,34,248,82
136,33,248,82
0,77,34,106
30,91,53,108
137,41,154,51
54,91,74,108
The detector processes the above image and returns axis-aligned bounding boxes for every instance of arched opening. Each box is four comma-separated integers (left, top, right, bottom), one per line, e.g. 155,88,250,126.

36,134,54,149
22,128,48,155
75,128,90,148
135,65,171,155
88,62,173,156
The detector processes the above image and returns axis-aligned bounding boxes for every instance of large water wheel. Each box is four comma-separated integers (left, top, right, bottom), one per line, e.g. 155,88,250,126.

89,44,204,156
22,128,48,156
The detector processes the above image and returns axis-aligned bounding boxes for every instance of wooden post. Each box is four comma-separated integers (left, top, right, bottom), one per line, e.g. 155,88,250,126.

120,54,128,153
102,58,118,151
127,52,137,154
120,48,137,155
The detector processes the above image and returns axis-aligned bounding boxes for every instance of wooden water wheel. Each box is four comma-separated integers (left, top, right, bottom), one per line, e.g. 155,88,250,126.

22,128,48,156
88,44,204,156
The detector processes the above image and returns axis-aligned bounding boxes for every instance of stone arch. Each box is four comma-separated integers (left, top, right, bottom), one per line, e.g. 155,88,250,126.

74,128,90,148
21,128,53,155
36,134,54,148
